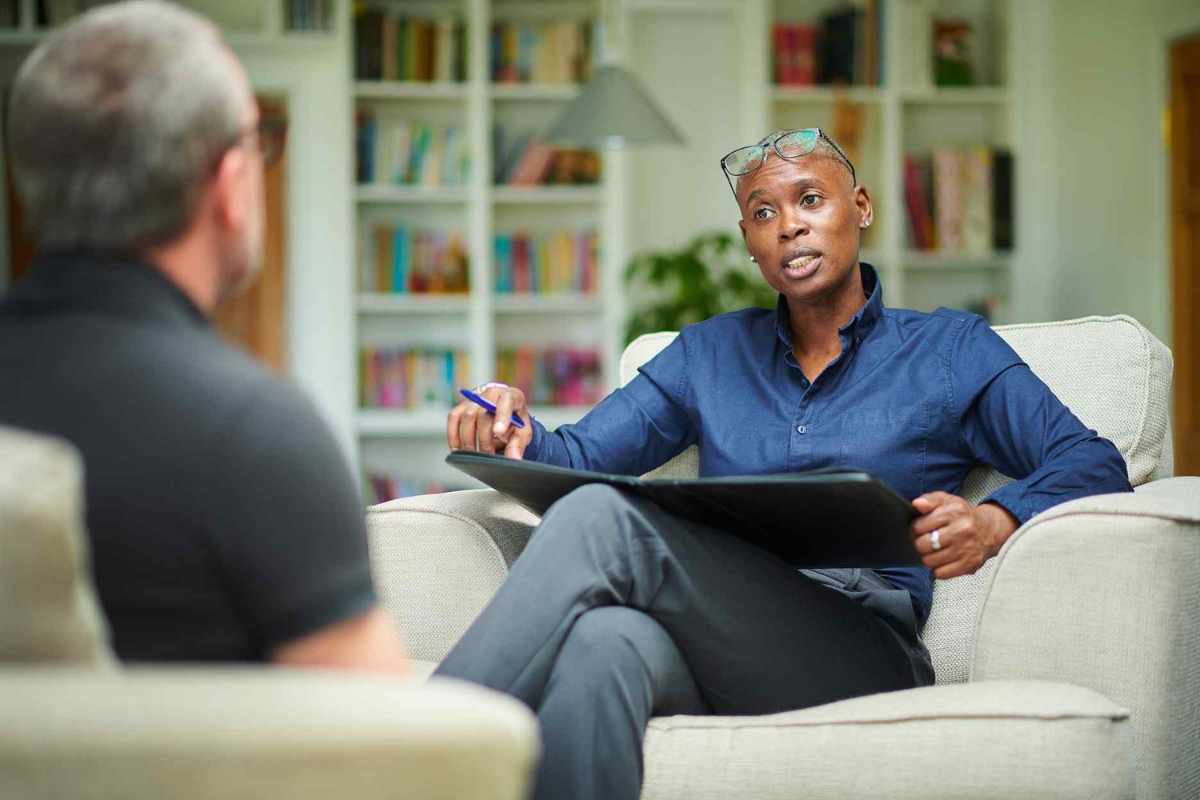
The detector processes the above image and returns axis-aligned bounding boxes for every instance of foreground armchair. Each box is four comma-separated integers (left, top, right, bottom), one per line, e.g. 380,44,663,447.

0,426,537,800
368,315,1199,800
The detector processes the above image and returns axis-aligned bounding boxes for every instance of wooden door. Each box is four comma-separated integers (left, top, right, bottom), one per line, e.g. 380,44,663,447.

213,96,288,373
1170,36,1200,476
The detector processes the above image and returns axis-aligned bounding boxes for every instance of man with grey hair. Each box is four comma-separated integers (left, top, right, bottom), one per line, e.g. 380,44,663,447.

0,0,409,672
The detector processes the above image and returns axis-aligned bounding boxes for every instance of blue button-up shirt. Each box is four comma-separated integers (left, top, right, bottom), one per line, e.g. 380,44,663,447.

524,264,1132,622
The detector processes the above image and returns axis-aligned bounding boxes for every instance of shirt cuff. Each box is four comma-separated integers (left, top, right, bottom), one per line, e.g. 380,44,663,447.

523,416,547,462
982,482,1032,526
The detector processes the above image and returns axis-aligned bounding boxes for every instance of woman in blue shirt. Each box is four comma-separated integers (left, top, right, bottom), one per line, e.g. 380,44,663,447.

439,129,1131,800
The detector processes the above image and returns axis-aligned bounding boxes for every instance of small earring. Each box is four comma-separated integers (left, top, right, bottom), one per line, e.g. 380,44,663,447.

749,256,757,263
862,220,871,228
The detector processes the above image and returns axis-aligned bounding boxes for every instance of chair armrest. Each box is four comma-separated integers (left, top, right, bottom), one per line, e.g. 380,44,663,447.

367,489,539,663
0,667,537,800
970,477,1200,800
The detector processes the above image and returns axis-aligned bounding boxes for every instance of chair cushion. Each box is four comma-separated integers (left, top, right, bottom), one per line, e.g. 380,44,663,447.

641,680,1132,800
619,317,1173,684
0,426,112,666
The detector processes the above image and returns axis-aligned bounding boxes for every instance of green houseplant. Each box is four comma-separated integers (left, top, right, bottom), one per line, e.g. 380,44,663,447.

623,231,777,345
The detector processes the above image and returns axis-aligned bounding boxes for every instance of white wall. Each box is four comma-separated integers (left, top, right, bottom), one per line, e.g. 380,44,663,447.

626,3,761,254
1022,0,1200,344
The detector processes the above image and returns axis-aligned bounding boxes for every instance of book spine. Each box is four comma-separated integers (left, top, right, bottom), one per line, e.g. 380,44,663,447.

962,147,993,256
772,23,788,84
932,148,964,252
903,155,926,250
992,149,1014,250
392,227,410,293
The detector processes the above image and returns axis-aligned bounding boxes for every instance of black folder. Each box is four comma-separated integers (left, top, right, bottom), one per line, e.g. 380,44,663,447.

446,451,922,568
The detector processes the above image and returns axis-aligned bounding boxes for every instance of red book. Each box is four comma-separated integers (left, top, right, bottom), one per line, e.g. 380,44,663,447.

904,155,928,249
513,233,530,293
772,23,789,84
793,24,816,86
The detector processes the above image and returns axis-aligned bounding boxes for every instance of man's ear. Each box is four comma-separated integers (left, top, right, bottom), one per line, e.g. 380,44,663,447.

211,146,249,236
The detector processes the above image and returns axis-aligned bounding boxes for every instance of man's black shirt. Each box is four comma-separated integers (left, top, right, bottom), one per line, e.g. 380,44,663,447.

0,255,376,661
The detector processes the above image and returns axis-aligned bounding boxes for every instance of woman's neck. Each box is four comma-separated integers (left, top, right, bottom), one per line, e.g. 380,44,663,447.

787,264,866,381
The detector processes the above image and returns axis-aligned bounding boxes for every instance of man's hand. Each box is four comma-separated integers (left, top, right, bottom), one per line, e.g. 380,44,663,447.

447,383,534,459
910,492,1019,579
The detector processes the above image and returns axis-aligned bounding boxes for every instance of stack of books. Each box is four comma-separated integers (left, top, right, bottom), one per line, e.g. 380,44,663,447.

903,148,1013,254
354,10,466,82
490,20,592,83
356,114,471,186
360,348,471,409
362,226,469,294
493,126,600,185
496,347,603,407
772,1,882,86
494,230,598,295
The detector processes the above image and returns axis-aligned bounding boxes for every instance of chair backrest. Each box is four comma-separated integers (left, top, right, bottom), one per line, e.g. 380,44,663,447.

0,426,113,667
619,315,1174,683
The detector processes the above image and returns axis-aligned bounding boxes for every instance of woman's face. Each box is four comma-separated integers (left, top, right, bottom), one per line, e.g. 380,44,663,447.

736,153,872,306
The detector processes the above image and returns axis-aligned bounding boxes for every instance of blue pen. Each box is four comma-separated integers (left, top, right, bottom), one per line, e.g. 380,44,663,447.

459,388,526,429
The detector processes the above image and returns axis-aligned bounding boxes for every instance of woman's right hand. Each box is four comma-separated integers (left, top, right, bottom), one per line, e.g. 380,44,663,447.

447,383,534,459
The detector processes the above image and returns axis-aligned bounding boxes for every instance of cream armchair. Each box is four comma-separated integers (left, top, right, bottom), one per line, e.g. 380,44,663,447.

368,315,1199,800
0,426,538,800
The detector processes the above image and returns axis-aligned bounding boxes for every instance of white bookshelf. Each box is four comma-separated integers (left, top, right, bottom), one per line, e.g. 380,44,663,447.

765,0,1020,319
352,0,620,497
0,0,340,39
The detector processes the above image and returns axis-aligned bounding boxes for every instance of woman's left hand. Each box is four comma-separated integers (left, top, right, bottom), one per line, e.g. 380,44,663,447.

910,492,1019,579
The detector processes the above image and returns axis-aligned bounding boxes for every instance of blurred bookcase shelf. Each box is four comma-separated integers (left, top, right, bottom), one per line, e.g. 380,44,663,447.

357,404,586,437
771,86,886,104
354,81,467,100
351,0,618,500
357,408,451,436
490,83,582,101
493,294,602,314
356,294,471,314
355,186,469,204
491,185,602,204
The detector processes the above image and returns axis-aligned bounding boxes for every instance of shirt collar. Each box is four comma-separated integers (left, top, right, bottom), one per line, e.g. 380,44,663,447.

774,262,884,348
3,251,209,329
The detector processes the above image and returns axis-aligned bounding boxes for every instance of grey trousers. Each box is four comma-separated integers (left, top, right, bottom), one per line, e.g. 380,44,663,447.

436,484,935,800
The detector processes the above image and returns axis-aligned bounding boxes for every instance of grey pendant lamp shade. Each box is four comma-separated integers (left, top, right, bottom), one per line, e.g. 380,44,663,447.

545,64,686,149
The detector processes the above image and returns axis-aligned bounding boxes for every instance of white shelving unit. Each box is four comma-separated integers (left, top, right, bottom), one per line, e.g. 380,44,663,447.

352,0,620,495
765,0,1020,318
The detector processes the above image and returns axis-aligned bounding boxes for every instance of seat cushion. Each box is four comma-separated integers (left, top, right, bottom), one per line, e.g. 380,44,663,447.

641,680,1132,800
